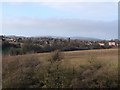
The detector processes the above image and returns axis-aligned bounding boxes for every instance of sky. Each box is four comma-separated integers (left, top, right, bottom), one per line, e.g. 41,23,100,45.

0,0,119,40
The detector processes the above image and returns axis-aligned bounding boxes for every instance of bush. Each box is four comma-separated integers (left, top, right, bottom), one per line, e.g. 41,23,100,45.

3,51,118,88
48,50,63,63
70,57,118,88
2,56,41,88
9,48,23,55
45,50,64,88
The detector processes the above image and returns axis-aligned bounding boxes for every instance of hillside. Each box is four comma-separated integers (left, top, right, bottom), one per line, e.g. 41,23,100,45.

2,49,118,88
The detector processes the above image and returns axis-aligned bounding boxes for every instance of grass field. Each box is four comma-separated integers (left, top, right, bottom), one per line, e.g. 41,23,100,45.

2,49,118,88
3,49,118,69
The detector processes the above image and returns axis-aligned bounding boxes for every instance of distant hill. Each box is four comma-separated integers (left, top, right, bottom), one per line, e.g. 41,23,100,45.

70,37,102,41
2,35,102,41
50,36,102,41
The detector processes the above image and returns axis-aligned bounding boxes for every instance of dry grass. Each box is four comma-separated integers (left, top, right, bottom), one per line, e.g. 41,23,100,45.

3,48,118,69
2,48,118,88
3,48,118,59
61,49,118,68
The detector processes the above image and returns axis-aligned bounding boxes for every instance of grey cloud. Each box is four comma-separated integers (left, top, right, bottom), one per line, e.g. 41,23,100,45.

2,18,117,39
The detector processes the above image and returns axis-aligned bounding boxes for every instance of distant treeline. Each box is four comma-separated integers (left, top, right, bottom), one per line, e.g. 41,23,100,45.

2,37,116,56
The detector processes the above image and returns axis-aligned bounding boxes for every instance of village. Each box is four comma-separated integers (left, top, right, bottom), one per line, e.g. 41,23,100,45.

1,35,119,47
1,35,119,53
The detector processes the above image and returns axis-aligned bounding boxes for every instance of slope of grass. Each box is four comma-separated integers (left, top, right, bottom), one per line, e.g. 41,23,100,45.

2,49,118,88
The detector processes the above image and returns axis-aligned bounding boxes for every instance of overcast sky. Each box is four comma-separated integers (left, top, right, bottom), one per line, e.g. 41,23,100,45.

1,0,118,40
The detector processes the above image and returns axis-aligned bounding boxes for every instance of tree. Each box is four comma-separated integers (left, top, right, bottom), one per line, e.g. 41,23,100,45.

45,50,64,88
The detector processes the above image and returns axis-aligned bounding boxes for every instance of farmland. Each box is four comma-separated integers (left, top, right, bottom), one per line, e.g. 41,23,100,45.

2,49,118,88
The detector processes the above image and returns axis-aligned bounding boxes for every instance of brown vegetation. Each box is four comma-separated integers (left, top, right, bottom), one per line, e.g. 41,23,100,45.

2,49,118,88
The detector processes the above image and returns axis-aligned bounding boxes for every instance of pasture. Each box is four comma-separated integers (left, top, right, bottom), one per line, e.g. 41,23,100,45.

2,49,118,88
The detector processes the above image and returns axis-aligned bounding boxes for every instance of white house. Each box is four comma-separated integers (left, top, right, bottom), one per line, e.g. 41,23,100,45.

98,43,105,46
108,42,116,46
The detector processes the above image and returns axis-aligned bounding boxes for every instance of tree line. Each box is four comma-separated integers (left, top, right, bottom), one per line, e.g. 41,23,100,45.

2,37,114,56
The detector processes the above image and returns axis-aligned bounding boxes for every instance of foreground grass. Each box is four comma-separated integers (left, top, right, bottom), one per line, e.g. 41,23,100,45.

2,49,118,88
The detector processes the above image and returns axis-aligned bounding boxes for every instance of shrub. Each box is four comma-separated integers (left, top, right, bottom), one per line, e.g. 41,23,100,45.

3,51,118,88
48,50,63,63
2,56,41,88
70,56,118,88
45,50,64,88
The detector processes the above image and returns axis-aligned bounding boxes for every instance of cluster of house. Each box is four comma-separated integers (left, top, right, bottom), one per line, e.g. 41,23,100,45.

1,36,21,44
1,35,119,48
98,41,118,47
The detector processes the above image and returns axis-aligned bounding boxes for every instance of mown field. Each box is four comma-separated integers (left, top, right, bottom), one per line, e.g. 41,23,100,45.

2,49,118,88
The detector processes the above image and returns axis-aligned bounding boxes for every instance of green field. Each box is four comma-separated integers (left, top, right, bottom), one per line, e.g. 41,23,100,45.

2,49,118,88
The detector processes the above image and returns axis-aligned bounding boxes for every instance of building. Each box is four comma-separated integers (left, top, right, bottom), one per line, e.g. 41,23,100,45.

108,41,116,46
98,43,105,46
